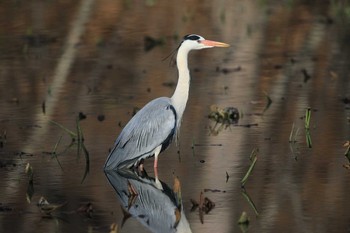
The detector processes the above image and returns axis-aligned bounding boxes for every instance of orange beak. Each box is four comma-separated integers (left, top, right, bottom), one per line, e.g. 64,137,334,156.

201,39,230,47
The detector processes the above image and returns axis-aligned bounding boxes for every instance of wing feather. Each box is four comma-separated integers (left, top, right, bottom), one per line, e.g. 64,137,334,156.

104,97,176,169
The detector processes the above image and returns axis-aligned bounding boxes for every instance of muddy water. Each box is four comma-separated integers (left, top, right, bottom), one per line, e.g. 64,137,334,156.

1,1,350,233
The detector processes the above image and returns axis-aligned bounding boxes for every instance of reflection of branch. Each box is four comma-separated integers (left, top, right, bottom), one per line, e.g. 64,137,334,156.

48,118,90,183
241,188,259,216
305,129,312,148
289,143,300,160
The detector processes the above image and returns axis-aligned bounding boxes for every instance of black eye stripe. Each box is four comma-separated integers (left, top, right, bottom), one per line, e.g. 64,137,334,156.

183,34,200,41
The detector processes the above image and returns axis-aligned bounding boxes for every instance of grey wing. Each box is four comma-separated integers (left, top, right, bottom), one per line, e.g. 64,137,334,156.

104,97,177,170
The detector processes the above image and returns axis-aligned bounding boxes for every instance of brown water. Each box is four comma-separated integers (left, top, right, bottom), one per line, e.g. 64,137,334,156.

1,1,350,232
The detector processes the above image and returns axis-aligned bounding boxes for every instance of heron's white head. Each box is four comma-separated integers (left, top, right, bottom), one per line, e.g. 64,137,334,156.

180,34,229,51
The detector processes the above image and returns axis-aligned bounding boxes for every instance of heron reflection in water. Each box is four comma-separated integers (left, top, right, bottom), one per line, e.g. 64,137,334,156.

105,169,192,233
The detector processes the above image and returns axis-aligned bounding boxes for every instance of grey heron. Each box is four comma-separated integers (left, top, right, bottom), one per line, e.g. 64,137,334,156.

104,34,229,170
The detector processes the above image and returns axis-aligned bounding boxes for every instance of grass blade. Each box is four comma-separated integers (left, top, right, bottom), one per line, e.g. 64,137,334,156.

52,135,64,170
289,123,295,143
241,149,258,187
80,143,90,184
49,120,77,138
241,188,259,216
305,107,311,129
306,130,312,148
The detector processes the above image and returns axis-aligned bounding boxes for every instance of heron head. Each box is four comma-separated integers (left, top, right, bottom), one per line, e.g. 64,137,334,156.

181,34,229,50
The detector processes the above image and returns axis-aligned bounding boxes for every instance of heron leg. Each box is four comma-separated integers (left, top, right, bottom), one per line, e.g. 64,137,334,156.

153,145,162,168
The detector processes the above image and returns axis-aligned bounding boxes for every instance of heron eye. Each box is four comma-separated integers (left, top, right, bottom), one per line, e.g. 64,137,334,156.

184,34,200,41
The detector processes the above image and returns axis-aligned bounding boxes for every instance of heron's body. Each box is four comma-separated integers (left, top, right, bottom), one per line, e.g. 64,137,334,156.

105,97,176,169
104,34,228,170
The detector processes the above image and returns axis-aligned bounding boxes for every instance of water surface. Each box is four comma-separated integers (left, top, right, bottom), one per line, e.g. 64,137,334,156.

1,1,350,232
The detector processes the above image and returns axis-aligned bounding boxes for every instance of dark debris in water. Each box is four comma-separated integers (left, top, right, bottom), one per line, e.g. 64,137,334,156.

162,81,176,88
204,188,226,193
341,97,350,105
216,66,242,74
22,33,58,47
77,202,94,218
343,141,350,165
190,191,215,224
132,107,140,116
302,69,311,83
208,105,240,125
37,196,67,216
0,131,6,148
97,114,105,122
0,203,13,212
78,112,87,120
0,160,17,168
144,36,164,52
17,151,34,157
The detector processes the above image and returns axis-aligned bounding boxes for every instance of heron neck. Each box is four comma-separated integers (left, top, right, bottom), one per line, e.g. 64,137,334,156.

171,46,191,121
